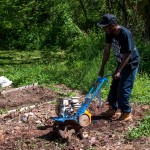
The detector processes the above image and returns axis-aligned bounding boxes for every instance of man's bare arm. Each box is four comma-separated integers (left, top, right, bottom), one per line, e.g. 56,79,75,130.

113,52,131,79
99,43,111,76
117,52,131,72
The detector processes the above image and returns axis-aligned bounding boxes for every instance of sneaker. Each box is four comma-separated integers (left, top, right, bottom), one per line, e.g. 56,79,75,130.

100,105,116,118
118,112,132,121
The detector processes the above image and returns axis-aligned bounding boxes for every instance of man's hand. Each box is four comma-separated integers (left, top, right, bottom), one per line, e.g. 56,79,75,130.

113,70,121,79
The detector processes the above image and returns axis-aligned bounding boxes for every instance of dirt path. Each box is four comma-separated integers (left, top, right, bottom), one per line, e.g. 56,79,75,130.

0,85,150,150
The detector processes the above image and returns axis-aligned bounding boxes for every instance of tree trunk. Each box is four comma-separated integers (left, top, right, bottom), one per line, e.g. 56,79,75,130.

115,0,128,26
79,0,88,31
107,0,114,13
122,0,128,26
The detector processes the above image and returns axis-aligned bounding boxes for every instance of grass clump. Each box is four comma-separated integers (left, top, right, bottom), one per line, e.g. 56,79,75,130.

128,115,150,140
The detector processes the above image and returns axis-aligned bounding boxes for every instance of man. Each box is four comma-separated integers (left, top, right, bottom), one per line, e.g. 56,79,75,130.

97,14,140,121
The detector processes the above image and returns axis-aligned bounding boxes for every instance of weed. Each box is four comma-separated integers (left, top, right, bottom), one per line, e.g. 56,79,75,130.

0,109,7,115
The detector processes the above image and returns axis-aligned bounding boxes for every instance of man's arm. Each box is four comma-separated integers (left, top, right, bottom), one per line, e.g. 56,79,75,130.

99,43,111,77
113,52,131,79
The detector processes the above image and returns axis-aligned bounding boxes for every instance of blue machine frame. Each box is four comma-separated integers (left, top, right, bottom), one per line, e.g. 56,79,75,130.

50,76,109,124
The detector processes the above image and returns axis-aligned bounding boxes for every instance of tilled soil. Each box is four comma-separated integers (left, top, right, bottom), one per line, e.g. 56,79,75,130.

0,84,150,150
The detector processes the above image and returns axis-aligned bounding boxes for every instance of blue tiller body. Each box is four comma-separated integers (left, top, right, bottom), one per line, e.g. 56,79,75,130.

50,76,110,126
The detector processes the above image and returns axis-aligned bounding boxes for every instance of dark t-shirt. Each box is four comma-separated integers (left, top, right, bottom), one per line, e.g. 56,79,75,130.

106,26,140,69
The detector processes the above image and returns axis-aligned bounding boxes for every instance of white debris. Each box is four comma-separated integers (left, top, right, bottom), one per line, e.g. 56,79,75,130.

35,120,42,124
29,105,36,109
19,107,28,112
7,109,16,114
0,76,12,88
82,131,89,139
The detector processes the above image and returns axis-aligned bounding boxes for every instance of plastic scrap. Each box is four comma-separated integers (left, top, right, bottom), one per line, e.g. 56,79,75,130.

0,76,12,87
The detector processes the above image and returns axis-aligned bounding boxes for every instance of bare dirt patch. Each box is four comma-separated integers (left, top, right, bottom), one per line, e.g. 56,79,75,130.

0,85,150,150
0,84,57,109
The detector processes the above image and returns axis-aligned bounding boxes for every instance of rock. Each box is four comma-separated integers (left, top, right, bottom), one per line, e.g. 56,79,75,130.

20,112,36,123
20,113,29,123
81,131,89,139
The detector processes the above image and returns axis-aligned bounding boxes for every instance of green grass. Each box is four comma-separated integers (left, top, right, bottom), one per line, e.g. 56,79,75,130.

131,73,150,104
0,49,149,101
128,115,150,140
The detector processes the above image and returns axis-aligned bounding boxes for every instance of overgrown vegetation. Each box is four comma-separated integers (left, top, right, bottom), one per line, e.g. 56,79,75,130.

0,0,147,50
0,0,150,141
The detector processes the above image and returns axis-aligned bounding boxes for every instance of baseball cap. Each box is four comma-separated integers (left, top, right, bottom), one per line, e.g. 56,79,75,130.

97,14,117,27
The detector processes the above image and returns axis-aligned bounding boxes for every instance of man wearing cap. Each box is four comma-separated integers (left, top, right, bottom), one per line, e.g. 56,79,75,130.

98,14,140,121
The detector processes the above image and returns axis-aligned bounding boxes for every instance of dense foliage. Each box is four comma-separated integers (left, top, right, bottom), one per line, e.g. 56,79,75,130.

0,0,146,49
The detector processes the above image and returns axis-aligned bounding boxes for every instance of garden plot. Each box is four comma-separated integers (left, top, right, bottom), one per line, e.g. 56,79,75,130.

0,84,150,150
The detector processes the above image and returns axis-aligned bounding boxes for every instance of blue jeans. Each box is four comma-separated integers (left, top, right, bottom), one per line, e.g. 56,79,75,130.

107,65,139,113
